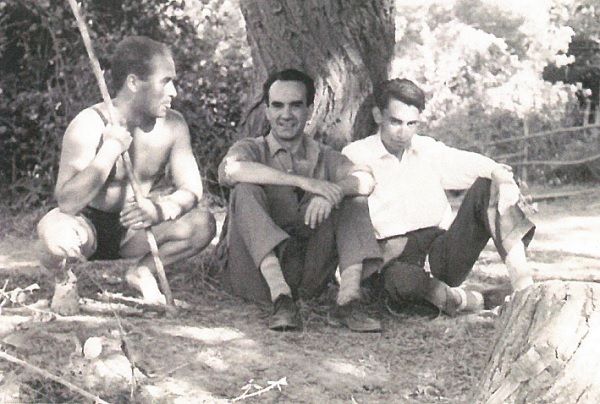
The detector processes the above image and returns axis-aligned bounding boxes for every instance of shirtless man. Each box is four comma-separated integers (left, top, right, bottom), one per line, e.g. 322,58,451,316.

37,36,216,305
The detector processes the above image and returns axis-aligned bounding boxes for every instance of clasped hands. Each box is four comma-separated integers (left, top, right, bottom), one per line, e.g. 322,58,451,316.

119,196,162,230
297,178,344,229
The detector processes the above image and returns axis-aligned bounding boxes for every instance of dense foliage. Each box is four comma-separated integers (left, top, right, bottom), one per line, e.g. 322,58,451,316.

0,0,251,208
1,0,598,210
392,0,600,183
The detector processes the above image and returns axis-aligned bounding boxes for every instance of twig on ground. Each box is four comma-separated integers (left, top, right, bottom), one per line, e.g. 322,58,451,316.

0,349,111,404
85,267,141,400
231,377,287,402
0,285,57,320
155,360,195,378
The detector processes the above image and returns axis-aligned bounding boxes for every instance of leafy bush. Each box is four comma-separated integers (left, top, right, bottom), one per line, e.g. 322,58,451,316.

0,0,250,209
392,0,599,183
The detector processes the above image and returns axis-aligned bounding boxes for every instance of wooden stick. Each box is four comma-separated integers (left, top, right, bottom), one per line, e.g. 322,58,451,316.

65,0,174,308
0,349,111,404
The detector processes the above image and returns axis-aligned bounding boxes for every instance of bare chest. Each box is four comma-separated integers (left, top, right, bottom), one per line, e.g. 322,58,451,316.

108,128,172,183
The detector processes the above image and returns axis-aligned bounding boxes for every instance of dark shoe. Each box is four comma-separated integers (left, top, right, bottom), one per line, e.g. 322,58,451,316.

328,301,382,333
482,284,513,309
269,295,302,331
383,292,439,318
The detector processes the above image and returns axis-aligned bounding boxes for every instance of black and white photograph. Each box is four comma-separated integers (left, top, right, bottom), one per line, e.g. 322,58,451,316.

0,0,599,402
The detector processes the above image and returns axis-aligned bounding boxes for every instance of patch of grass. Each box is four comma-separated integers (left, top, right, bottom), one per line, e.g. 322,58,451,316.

0,204,49,240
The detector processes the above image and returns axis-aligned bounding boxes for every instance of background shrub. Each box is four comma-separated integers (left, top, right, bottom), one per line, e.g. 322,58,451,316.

0,0,250,209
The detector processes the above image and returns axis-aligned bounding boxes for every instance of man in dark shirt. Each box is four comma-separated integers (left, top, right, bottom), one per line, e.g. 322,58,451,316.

218,69,382,332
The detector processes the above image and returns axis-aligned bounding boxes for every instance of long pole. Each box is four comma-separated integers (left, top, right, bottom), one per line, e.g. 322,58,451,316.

66,0,174,309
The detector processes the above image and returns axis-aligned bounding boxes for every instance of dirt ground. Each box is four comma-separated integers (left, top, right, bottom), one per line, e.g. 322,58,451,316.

0,186,599,403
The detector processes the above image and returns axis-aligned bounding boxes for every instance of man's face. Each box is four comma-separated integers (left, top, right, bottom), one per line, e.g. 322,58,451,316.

265,80,310,142
373,98,420,155
135,54,177,119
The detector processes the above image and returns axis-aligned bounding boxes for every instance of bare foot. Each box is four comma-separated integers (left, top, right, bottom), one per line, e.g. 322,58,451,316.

125,266,166,305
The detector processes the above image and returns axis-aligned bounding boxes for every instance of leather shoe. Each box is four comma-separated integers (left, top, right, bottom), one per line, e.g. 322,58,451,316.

328,301,382,333
269,295,302,331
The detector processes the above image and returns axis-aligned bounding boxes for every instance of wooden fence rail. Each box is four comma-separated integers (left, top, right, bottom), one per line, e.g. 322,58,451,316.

470,121,600,176
474,123,600,148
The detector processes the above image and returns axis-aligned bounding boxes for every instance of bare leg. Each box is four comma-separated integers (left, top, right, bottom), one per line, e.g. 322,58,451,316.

505,240,533,291
120,208,216,303
37,208,97,315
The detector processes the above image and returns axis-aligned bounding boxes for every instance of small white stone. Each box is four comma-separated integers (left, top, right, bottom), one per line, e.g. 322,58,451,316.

83,337,103,359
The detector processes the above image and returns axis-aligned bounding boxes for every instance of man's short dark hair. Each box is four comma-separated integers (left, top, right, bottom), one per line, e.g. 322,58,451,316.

111,36,171,92
262,68,316,106
373,78,426,112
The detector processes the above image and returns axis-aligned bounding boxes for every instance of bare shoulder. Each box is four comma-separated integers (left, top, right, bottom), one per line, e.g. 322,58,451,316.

163,109,190,137
70,105,105,128
63,105,105,146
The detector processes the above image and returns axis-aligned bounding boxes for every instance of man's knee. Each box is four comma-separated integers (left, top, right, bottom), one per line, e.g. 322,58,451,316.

473,177,491,189
36,208,95,268
336,196,370,222
174,208,216,246
230,183,266,208
342,195,369,208
232,183,265,199
383,261,430,302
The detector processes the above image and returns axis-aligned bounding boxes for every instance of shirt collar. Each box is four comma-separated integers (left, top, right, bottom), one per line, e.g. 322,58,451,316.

372,133,392,159
373,131,420,159
265,131,320,160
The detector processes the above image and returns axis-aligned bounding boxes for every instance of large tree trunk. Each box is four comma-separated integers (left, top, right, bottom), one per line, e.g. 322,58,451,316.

475,281,600,404
238,0,395,149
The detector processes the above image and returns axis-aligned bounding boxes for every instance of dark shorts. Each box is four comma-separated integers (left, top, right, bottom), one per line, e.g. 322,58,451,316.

81,206,127,261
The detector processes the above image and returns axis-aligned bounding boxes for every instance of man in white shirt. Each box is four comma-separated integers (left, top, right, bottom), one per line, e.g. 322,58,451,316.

342,78,536,315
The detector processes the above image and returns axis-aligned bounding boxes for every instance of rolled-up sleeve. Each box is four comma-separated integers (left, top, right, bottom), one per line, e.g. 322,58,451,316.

427,140,497,190
218,139,262,187
324,147,370,183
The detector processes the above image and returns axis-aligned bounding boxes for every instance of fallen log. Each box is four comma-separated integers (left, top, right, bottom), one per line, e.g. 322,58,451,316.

475,281,600,403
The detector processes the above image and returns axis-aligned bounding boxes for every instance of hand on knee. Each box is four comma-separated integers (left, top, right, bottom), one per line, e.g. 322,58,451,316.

37,210,89,261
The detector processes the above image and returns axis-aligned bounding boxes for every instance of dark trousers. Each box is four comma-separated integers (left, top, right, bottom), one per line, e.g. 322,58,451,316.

221,183,382,303
384,178,535,300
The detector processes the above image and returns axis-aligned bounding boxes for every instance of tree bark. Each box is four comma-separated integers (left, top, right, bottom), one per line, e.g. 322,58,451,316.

238,0,395,149
475,281,600,404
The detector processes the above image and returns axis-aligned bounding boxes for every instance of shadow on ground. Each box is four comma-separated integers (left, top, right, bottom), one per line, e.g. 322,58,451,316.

0,189,599,403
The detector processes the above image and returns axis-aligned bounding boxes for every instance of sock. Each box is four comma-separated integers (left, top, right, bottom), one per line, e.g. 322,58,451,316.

454,287,468,310
259,253,291,302
505,241,533,291
336,264,362,306
425,279,484,312
452,287,484,311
